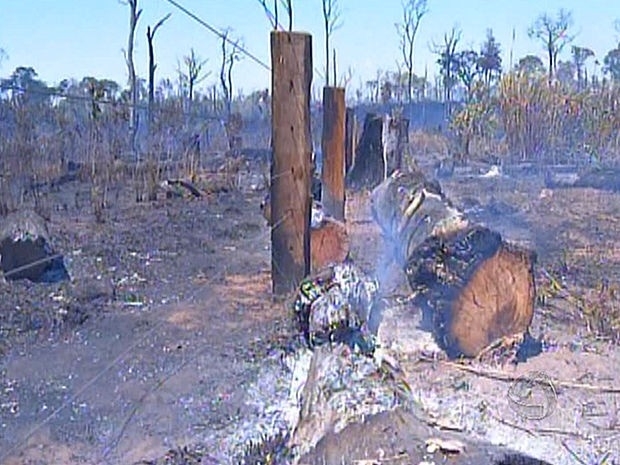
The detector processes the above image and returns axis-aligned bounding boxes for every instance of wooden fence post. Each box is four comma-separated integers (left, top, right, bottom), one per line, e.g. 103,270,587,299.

270,31,313,295
321,86,346,221
345,107,356,174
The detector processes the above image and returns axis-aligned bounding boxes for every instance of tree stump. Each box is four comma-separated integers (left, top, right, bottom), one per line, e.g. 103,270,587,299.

370,170,537,359
346,113,384,190
0,209,69,283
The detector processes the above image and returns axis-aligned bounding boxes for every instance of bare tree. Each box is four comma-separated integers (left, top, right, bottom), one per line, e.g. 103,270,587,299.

0,48,7,68
180,48,209,105
396,0,428,103
283,0,293,31
257,0,291,30
123,0,142,160
527,9,575,82
322,0,342,87
432,26,461,113
146,13,171,122
220,29,242,115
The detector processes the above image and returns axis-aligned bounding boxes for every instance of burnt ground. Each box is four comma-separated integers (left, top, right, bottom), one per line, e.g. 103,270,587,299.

1,166,620,464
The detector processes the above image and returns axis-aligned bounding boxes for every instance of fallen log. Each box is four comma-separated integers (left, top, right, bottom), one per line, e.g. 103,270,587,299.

0,209,70,283
261,193,349,272
370,169,538,360
545,165,620,192
163,179,203,198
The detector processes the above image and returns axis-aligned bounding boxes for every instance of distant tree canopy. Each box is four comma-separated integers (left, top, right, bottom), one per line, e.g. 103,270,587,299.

603,47,620,82
515,55,545,76
0,66,53,103
478,29,502,86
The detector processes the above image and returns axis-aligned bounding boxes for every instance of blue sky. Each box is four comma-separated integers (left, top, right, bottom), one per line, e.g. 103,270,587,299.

1,0,618,96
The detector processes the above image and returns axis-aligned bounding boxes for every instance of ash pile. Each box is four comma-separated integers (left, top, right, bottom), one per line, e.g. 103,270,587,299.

0,209,69,283
215,262,411,464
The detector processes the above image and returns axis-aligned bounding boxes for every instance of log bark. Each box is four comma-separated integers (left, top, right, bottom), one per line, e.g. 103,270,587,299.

370,169,537,359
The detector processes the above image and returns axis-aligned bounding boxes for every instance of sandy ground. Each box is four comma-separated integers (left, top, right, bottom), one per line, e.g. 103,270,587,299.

1,165,619,464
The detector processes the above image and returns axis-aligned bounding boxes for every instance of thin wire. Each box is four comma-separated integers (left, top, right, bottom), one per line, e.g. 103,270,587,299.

0,207,292,463
162,0,271,71
3,253,63,278
1,85,222,122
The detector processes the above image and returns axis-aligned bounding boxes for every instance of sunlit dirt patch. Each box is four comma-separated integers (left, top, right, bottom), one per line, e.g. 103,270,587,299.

165,303,206,332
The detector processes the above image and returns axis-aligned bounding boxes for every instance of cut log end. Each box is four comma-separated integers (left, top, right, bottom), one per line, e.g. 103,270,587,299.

261,195,350,272
406,226,536,359
310,217,349,271
446,241,536,358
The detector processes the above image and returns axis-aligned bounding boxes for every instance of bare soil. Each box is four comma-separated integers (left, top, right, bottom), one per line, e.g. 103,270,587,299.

1,166,619,465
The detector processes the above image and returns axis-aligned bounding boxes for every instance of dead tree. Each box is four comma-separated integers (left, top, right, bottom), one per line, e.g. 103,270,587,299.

123,0,142,161
146,13,171,124
432,26,461,116
321,0,342,87
283,0,293,31
370,170,537,360
180,48,209,105
220,29,242,116
396,0,428,103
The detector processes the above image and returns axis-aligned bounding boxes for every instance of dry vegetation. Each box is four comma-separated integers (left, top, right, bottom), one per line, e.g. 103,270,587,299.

447,73,620,165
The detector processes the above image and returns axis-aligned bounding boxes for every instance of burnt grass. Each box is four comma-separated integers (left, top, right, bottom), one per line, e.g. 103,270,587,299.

1,168,620,464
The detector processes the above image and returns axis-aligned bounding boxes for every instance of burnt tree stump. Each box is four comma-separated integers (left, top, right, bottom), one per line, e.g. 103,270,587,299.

0,209,69,283
370,170,537,359
346,113,384,190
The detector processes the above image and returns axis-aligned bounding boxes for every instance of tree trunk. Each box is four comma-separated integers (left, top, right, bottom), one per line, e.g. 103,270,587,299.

126,0,141,162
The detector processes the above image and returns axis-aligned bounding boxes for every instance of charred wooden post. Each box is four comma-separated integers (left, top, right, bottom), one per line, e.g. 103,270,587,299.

321,87,346,221
382,115,410,178
396,117,409,171
370,170,537,360
346,113,384,190
270,31,313,294
344,108,357,174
